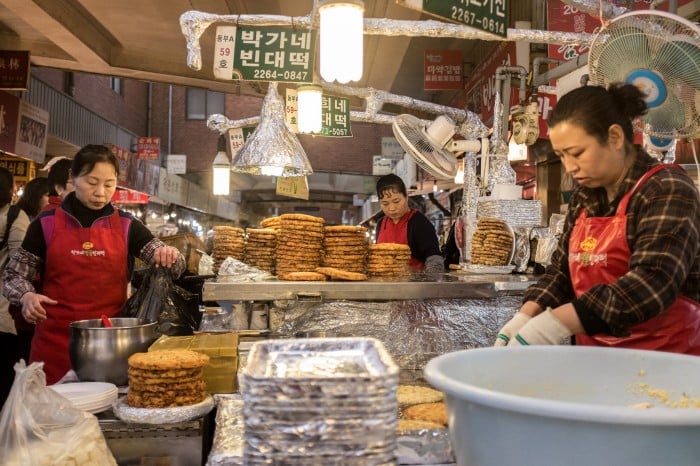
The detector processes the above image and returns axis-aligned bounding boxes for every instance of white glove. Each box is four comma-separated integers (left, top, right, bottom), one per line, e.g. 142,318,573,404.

494,312,531,346
507,309,572,346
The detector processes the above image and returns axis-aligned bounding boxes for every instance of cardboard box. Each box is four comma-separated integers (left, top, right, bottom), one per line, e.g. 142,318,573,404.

149,332,239,393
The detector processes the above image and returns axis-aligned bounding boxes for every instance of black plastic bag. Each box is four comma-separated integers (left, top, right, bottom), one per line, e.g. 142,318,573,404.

121,266,198,336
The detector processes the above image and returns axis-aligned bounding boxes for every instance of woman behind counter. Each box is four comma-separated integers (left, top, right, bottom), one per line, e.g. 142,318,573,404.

375,174,444,273
2,144,185,384
495,83,700,353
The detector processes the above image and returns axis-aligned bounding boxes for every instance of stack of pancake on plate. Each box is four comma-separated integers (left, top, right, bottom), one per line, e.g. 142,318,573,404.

212,225,245,273
275,213,325,280
320,225,368,274
366,243,411,278
126,349,210,408
244,227,278,273
470,217,513,266
396,384,448,431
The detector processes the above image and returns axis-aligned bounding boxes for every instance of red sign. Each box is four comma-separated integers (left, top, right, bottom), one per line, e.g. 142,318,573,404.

137,136,160,161
111,187,149,204
0,51,30,90
547,0,695,61
424,50,463,91
106,143,131,186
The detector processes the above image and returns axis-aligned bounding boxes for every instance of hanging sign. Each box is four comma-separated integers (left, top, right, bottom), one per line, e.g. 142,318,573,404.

213,26,316,83
137,136,160,161
399,0,508,38
424,50,463,90
276,176,309,200
227,127,256,156
0,156,31,180
285,89,352,137
167,154,187,174
0,51,30,90
0,91,49,163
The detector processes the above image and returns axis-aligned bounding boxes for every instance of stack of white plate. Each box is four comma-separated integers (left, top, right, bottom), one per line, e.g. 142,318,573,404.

239,337,399,465
49,382,118,414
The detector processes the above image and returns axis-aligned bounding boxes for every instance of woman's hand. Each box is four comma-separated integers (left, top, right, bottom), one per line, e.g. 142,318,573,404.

20,291,57,324
152,245,180,268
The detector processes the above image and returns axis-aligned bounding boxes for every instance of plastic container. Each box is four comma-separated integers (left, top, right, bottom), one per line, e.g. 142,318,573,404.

424,346,700,466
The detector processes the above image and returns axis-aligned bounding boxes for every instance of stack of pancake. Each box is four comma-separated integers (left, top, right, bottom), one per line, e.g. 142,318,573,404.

321,225,368,274
397,384,447,431
366,243,411,277
470,217,513,266
212,225,245,273
126,349,210,408
259,216,281,231
244,227,278,273
275,213,325,279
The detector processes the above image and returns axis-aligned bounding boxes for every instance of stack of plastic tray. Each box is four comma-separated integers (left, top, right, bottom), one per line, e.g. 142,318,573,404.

239,337,399,465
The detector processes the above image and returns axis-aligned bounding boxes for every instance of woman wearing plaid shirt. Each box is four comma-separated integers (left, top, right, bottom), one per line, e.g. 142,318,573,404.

495,83,700,353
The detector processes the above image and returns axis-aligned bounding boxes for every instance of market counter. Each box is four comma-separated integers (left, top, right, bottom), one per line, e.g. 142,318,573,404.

202,272,536,302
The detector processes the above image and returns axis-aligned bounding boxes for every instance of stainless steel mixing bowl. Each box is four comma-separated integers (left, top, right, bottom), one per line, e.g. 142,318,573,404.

69,317,159,386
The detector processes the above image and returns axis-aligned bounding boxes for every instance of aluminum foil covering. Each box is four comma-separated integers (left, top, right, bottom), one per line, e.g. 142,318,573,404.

239,338,398,464
112,394,214,425
560,0,628,20
230,82,313,177
477,199,544,228
511,227,532,273
207,394,244,466
181,10,596,74
241,338,399,381
272,296,522,373
397,429,455,465
216,257,274,282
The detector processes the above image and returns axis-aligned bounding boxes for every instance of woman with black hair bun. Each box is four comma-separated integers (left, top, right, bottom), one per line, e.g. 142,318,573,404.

495,83,700,353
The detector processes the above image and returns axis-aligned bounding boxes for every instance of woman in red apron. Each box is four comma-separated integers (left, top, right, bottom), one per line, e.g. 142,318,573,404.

1,144,185,384
375,174,444,273
495,84,700,354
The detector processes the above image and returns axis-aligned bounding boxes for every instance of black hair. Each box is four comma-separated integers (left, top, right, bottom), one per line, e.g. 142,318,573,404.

17,177,48,218
72,144,119,178
376,173,407,199
0,167,13,208
47,158,72,196
548,83,648,145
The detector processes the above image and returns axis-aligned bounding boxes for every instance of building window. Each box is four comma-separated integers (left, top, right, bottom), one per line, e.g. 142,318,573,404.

110,77,123,95
186,88,224,120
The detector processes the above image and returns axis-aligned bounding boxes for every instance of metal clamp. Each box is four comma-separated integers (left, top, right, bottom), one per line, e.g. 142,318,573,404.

295,292,323,303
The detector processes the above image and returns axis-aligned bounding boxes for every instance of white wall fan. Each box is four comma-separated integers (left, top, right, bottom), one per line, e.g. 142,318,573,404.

392,114,489,181
587,10,700,140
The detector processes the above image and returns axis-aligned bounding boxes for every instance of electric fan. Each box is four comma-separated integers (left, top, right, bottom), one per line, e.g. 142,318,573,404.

588,10,700,139
392,114,487,180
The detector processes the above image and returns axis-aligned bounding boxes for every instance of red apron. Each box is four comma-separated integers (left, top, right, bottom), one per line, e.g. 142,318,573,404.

570,164,700,354
377,209,424,270
30,208,128,383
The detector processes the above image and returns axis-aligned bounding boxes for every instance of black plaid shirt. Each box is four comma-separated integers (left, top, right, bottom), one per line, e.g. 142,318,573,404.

524,150,700,337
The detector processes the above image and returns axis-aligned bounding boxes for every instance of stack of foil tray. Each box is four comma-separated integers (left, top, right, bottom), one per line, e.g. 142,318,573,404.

239,337,400,465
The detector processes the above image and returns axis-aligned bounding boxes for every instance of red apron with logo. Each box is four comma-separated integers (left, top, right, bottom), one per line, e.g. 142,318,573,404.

30,208,129,383
377,209,424,270
570,164,700,354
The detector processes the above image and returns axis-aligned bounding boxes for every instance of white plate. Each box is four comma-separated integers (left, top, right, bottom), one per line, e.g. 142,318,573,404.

50,382,118,413
50,382,118,401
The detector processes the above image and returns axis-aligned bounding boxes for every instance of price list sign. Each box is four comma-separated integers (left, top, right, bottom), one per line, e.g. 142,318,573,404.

403,0,508,38
214,26,316,83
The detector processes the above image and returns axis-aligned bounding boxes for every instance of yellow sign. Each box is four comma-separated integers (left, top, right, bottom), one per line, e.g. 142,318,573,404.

275,176,309,200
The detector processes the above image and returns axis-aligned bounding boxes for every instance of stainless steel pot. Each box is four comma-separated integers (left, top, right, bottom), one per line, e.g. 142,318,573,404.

69,317,159,386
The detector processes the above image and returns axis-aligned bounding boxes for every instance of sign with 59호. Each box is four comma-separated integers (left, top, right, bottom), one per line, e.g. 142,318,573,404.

214,26,317,83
